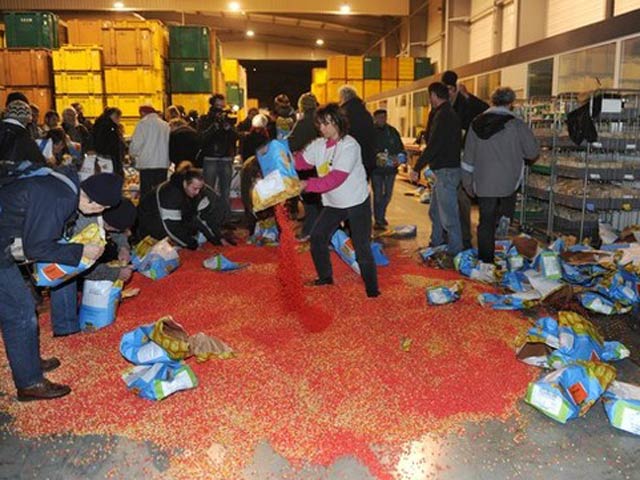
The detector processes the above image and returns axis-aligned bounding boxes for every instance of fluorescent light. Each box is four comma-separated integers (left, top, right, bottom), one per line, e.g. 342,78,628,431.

339,3,351,14
246,30,255,37
228,2,241,12
113,1,125,9
316,39,325,46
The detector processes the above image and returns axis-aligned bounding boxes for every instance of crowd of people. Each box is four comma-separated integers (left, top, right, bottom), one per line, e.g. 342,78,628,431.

0,67,539,401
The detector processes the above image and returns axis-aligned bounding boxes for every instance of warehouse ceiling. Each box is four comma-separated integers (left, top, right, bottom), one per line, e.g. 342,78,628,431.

1,0,408,55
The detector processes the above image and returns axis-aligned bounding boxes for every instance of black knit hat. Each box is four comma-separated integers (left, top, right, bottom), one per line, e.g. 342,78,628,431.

80,174,123,207
441,70,458,87
103,198,137,231
6,91,29,107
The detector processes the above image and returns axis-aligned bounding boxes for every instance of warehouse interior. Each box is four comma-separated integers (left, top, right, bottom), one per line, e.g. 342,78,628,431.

1,1,640,479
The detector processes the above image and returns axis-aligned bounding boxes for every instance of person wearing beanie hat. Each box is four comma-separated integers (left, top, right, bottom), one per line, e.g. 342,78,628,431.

0,100,46,166
0,164,112,401
273,93,296,140
288,92,322,238
80,173,124,209
130,102,170,198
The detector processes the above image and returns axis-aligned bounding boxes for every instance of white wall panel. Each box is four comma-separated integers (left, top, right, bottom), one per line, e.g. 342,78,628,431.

427,40,442,72
469,15,494,62
501,2,516,52
471,0,494,17
500,63,527,98
615,0,640,15
547,0,606,37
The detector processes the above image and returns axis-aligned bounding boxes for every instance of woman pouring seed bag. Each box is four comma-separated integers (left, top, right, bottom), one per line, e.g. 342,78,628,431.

34,223,106,287
252,139,301,212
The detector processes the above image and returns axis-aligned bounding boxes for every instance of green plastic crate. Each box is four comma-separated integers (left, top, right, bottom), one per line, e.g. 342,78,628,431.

169,60,212,93
414,57,434,80
226,83,241,108
4,11,59,49
363,57,381,80
169,26,211,60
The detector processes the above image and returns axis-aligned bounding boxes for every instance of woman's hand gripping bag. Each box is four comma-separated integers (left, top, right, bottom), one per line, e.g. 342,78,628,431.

252,140,301,212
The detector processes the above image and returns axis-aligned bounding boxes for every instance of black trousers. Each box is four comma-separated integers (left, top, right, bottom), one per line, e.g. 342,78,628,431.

140,168,168,199
477,194,517,263
310,197,379,296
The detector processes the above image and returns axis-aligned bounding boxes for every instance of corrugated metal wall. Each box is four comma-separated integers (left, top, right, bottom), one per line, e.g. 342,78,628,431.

547,0,606,37
501,1,517,52
615,0,640,15
469,14,494,62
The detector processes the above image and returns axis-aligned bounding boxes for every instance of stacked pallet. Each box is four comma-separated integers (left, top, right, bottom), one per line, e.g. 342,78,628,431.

310,67,327,104
222,58,247,110
0,12,59,113
323,55,435,101
66,18,168,136
53,46,105,120
169,26,219,116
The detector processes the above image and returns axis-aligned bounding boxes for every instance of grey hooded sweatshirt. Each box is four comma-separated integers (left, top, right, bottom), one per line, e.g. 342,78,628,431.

461,106,539,197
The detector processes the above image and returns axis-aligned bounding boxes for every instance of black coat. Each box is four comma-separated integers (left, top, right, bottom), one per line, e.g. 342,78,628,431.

136,173,225,249
288,112,321,205
0,166,82,267
0,120,46,166
92,115,125,175
198,109,238,158
341,97,376,177
415,102,461,172
169,125,202,167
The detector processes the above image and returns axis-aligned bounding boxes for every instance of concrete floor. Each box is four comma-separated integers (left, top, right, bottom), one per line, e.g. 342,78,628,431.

1,178,639,480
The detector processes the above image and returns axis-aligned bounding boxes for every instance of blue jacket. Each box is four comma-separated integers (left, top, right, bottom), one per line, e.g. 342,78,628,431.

0,166,83,267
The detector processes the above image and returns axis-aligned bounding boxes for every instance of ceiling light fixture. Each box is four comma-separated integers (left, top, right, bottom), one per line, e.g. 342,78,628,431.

339,3,351,14
316,39,325,46
246,30,255,37
228,2,241,12
113,1,125,9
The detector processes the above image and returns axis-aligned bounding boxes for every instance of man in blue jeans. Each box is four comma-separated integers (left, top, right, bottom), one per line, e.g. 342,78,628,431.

411,82,463,260
371,109,406,230
0,170,122,401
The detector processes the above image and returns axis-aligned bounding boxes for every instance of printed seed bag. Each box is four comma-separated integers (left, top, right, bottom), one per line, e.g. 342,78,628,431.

79,279,123,331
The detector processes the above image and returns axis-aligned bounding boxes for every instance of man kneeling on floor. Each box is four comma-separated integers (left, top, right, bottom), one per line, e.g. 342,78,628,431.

0,170,122,401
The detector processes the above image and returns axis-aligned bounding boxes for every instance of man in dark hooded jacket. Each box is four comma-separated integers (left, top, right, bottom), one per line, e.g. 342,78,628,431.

0,168,122,401
339,85,376,178
462,87,539,263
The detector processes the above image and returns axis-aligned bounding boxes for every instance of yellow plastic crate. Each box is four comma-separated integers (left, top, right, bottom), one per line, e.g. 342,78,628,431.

222,59,239,84
311,83,327,105
104,67,165,94
102,19,168,58
120,117,139,137
327,56,346,80
398,57,415,81
363,80,381,98
312,68,327,85
346,56,363,80
170,93,211,114
246,98,259,110
326,80,344,103
53,46,103,72
55,94,105,117
398,80,413,88
106,94,165,117
54,72,104,94
381,80,398,92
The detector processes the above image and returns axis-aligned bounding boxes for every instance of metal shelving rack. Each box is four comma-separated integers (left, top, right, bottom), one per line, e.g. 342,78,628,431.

521,89,640,244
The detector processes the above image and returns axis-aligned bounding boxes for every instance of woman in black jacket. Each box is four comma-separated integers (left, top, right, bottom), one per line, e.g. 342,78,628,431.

92,107,125,176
